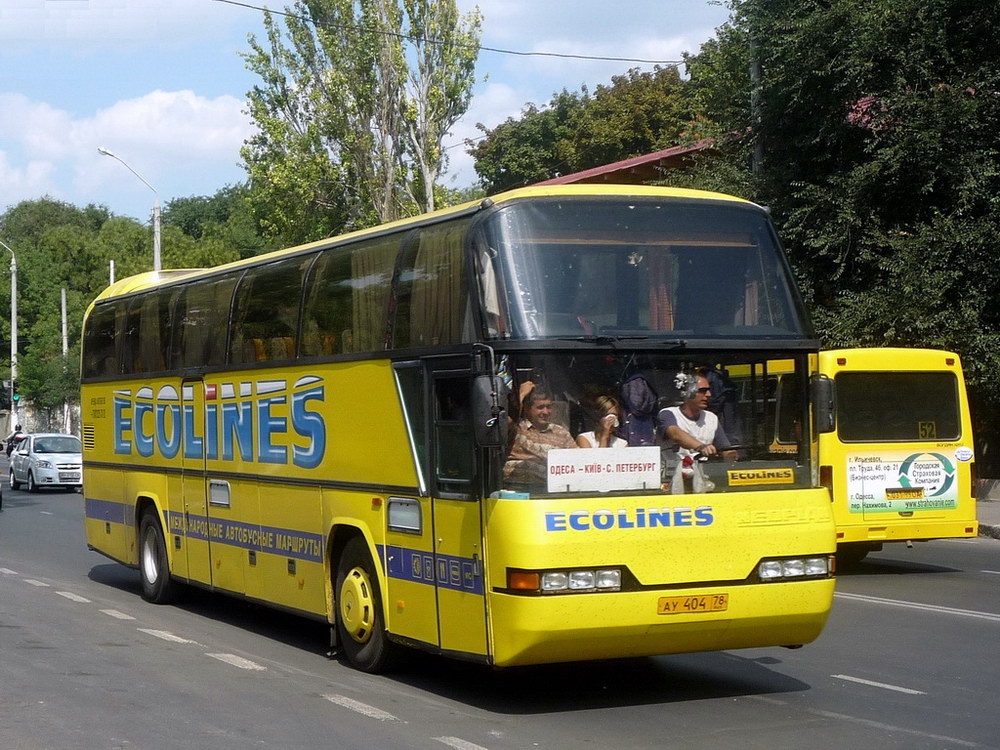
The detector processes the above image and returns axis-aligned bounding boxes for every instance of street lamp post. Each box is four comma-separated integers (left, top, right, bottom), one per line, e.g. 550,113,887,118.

97,146,162,271
0,238,17,429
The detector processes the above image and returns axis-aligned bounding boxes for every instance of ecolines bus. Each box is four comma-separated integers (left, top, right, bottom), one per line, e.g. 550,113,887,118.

81,185,835,672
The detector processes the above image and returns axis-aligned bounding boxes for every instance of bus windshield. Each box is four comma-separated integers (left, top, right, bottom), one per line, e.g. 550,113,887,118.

481,198,807,340
498,351,811,497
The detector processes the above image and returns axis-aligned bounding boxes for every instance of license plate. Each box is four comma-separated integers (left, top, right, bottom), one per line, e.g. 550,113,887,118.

885,487,924,500
657,593,729,615
60,473,81,482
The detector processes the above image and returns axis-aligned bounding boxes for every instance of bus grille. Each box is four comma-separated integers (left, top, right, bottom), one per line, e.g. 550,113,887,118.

82,424,96,451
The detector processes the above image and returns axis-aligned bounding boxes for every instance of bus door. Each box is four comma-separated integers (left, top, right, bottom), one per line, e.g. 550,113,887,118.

181,378,212,586
429,366,488,659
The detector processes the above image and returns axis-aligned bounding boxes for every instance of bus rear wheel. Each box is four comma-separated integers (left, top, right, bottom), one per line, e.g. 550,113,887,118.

335,536,399,673
836,543,873,567
139,511,179,604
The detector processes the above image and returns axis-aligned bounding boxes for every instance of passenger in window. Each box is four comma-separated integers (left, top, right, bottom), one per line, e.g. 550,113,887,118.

503,387,577,486
576,395,628,448
659,370,737,461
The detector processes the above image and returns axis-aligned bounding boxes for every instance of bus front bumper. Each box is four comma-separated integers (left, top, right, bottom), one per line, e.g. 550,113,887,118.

487,578,834,667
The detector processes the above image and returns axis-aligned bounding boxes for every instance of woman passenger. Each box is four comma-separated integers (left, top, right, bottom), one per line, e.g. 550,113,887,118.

576,395,628,449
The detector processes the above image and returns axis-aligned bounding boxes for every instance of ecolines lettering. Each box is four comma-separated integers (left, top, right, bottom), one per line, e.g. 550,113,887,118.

545,506,714,532
114,379,326,470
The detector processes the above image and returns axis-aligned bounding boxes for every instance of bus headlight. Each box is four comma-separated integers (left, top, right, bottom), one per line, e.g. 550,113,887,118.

541,572,568,591
512,567,623,594
758,556,832,581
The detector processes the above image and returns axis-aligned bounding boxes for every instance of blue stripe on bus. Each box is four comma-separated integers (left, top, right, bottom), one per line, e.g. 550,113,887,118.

165,511,323,563
380,544,484,595
85,497,128,525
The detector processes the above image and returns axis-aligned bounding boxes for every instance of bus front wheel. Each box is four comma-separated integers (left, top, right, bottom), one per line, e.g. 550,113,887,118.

139,511,179,604
335,536,398,673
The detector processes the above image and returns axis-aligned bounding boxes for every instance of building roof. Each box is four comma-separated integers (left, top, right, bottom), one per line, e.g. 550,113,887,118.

534,138,716,186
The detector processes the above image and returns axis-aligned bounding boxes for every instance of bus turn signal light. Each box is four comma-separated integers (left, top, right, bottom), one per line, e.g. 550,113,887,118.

509,572,540,590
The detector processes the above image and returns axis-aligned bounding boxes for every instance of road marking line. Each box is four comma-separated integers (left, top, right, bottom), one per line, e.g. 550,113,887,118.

137,628,198,644
809,708,979,747
747,697,980,747
981,570,1000,575
835,592,1000,622
100,609,136,620
23,579,50,587
206,653,267,671
55,591,91,603
322,694,397,721
39,511,52,515
0,567,17,575
832,674,926,695
434,738,491,750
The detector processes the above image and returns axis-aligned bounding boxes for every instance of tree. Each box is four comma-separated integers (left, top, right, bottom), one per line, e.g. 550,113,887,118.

241,0,481,243
0,197,248,415
164,184,273,259
470,66,697,193
680,0,1000,468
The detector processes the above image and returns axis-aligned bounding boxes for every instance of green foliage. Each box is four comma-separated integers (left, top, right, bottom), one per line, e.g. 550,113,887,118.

470,66,696,192
0,191,260,412
241,0,481,243
679,0,1000,465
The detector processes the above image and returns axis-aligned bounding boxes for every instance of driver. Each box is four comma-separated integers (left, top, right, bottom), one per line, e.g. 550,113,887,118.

659,371,737,461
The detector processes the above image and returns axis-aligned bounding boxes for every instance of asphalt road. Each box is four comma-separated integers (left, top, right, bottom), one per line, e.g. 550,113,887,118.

2,474,998,750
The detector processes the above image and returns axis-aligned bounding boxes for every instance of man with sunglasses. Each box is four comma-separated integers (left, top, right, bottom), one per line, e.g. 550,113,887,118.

659,370,737,461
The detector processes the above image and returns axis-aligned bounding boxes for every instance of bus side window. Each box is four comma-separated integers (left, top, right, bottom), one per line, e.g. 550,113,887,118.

394,220,469,349
302,238,396,356
229,255,313,365
174,274,239,370
82,302,120,378
434,376,474,494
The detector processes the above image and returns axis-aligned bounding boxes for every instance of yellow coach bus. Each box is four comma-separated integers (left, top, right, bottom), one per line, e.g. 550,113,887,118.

81,185,835,672
816,348,978,563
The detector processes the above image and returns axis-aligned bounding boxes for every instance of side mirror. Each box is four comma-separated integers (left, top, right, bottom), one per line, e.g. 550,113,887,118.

811,374,836,434
472,375,509,447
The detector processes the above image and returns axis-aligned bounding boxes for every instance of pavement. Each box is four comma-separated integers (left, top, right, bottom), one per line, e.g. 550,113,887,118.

978,480,1000,540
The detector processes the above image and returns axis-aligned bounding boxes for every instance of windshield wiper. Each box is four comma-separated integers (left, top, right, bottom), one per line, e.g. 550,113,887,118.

557,335,687,350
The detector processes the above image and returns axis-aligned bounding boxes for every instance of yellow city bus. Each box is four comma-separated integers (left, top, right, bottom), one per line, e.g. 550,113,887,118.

815,348,978,563
81,184,835,672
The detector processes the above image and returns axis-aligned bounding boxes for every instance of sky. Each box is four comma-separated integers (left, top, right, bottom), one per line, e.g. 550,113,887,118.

0,0,732,224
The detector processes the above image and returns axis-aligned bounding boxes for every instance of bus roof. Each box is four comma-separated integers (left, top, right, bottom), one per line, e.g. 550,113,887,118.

820,347,962,370
88,184,758,305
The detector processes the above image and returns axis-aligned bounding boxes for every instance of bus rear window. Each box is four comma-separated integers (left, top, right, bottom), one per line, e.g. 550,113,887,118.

835,372,960,442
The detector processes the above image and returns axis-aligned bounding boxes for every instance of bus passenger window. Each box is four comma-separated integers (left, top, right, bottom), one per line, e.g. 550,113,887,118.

230,255,313,364
394,221,469,349
174,274,239,369
82,302,120,378
302,238,396,356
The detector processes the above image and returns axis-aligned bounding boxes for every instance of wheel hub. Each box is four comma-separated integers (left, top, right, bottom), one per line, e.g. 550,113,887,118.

339,567,374,643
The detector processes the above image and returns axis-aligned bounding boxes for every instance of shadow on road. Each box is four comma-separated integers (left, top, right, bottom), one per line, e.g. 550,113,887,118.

383,648,811,714
835,555,961,576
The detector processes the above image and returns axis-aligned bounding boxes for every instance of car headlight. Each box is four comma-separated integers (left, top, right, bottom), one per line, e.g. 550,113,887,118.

35,460,52,469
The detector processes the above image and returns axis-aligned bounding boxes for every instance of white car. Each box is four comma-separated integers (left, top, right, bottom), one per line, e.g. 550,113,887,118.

9,433,83,493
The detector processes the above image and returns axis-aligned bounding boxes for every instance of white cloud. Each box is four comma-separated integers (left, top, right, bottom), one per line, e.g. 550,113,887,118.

0,0,253,48
0,150,57,209
0,89,252,216
443,82,525,186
